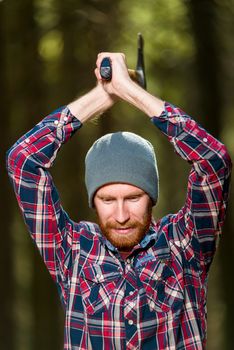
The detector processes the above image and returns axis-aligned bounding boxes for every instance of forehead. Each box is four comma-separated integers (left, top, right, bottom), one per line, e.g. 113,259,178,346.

96,183,145,197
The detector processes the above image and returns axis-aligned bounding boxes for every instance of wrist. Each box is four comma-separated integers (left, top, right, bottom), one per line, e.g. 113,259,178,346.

118,79,142,101
95,83,115,110
68,85,114,123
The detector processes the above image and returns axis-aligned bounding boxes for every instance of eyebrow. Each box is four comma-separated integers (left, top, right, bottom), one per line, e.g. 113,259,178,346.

96,191,145,200
96,194,115,200
125,192,144,198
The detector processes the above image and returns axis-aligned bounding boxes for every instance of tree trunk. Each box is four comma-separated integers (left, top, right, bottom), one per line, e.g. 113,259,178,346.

187,1,233,349
187,0,223,136
0,1,15,349
2,0,63,348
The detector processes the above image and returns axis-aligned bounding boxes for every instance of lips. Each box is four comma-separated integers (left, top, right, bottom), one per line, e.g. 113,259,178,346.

112,227,135,235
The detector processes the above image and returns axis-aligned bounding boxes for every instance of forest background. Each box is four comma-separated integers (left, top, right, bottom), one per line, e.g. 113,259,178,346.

0,0,234,349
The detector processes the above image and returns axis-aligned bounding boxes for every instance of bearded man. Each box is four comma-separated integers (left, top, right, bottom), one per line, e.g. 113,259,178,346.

7,53,232,349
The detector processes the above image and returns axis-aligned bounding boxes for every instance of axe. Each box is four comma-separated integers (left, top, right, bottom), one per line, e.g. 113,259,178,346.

100,33,147,90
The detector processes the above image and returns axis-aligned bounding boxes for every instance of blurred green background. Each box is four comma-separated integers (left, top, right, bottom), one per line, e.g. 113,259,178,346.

1,0,233,349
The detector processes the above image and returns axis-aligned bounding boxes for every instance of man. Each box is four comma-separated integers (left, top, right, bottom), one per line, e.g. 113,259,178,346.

7,53,231,349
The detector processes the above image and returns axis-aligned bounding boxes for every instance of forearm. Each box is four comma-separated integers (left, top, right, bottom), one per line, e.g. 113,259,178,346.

68,84,115,123
118,80,165,117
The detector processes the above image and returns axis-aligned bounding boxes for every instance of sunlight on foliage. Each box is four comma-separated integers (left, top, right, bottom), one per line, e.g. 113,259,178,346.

38,30,63,61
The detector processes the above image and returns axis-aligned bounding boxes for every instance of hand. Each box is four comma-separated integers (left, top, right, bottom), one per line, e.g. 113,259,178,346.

95,52,134,98
95,52,164,118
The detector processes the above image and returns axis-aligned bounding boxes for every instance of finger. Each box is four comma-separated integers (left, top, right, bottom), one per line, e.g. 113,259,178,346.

94,67,102,81
120,53,126,60
96,52,111,69
96,52,124,70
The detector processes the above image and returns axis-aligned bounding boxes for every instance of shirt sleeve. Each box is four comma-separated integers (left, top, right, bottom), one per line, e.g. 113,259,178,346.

151,102,232,268
6,106,82,305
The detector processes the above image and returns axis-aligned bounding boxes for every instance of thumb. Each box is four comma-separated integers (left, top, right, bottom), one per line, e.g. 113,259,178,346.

94,67,102,81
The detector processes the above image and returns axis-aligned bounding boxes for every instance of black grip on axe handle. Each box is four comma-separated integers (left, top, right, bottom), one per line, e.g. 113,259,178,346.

100,57,112,80
100,60,139,83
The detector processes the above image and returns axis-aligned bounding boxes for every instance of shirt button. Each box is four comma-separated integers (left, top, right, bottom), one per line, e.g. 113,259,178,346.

129,291,134,296
54,120,59,125
25,138,30,143
150,301,155,308
128,320,134,325
167,112,172,116
203,137,208,143
96,274,101,279
64,116,68,122
176,116,181,122
126,264,131,271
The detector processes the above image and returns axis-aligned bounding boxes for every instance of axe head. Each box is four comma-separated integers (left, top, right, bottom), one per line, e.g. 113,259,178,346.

136,33,147,90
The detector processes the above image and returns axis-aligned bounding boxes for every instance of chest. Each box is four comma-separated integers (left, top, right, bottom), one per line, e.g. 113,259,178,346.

70,242,195,316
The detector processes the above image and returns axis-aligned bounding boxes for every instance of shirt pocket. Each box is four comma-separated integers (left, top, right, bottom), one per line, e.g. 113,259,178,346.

139,259,184,313
80,263,121,315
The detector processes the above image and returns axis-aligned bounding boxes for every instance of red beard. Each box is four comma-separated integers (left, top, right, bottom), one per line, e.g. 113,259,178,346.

98,210,152,252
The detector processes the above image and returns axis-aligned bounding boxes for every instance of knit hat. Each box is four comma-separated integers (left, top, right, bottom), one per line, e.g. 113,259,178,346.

85,131,159,208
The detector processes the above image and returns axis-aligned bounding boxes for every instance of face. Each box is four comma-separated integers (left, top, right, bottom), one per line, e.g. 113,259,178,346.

94,183,152,252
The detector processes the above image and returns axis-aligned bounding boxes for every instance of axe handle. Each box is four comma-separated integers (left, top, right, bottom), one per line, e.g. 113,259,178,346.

128,69,140,83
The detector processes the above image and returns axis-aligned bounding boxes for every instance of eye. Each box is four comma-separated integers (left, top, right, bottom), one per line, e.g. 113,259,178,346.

127,195,141,202
101,197,114,204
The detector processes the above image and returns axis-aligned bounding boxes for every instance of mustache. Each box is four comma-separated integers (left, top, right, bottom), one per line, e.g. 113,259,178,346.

105,221,139,230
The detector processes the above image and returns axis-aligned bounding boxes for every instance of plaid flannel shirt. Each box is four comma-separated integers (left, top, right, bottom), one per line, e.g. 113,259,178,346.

7,102,231,350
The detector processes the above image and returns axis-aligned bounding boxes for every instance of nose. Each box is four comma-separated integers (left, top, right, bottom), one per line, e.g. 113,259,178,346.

114,201,130,224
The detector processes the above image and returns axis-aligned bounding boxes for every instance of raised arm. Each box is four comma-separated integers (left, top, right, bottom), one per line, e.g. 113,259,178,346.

6,84,114,304
150,103,232,268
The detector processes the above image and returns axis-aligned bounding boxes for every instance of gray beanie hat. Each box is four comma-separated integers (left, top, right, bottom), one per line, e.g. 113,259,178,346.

85,131,159,208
